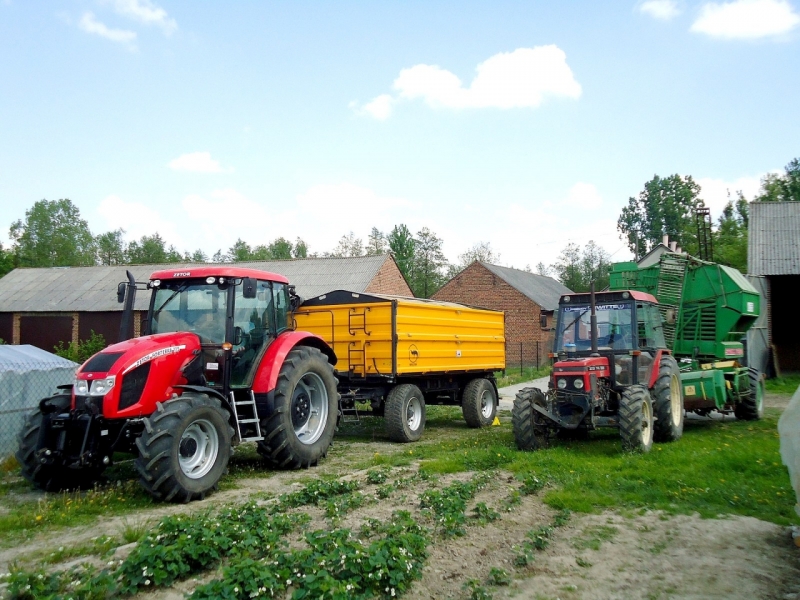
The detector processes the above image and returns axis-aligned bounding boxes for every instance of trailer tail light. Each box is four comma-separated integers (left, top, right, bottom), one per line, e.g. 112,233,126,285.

118,362,151,410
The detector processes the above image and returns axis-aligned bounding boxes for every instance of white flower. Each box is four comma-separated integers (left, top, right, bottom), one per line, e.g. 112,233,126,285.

144,579,151,586
286,580,292,585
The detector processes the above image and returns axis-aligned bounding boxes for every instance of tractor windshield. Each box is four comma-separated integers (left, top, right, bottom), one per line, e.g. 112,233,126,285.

554,301,636,352
150,281,229,344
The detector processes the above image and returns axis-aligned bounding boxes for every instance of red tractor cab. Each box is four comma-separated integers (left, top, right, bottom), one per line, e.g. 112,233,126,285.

512,288,684,453
17,268,339,502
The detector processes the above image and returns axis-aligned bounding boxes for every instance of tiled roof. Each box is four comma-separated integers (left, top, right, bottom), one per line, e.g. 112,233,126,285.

0,255,393,312
479,262,572,311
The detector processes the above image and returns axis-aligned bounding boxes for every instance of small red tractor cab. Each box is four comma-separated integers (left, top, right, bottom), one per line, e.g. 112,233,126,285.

16,268,339,502
512,287,684,453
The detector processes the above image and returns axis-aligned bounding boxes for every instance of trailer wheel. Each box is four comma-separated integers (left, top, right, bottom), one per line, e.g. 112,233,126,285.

16,399,105,492
135,393,233,502
652,355,684,442
512,387,549,451
619,385,654,453
385,384,426,442
462,378,497,428
258,346,339,468
734,367,764,421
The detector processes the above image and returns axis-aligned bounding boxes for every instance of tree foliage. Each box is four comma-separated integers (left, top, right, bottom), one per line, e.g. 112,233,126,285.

410,227,448,298
0,242,14,278
95,229,127,266
713,192,748,272
125,233,183,264
617,175,706,258
366,227,387,256
754,158,800,203
446,241,500,279
9,199,96,267
550,240,610,292
387,224,415,283
54,331,106,363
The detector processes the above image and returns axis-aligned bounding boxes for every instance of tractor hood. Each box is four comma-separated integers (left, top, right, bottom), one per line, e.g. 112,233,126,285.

74,332,203,418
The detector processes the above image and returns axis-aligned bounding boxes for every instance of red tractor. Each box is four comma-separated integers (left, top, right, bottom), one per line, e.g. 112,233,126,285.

512,288,684,452
16,267,339,502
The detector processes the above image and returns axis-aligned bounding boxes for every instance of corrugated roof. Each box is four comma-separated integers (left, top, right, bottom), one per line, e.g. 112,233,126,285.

0,255,393,312
479,262,572,311
748,201,800,276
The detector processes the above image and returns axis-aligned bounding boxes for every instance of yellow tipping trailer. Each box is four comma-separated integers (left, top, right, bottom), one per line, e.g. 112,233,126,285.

294,290,505,442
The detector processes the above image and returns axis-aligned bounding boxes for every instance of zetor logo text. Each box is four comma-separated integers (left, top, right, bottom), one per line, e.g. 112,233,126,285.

123,345,186,374
173,272,191,277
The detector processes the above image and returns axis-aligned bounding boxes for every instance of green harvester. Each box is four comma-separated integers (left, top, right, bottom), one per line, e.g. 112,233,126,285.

609,251,764,420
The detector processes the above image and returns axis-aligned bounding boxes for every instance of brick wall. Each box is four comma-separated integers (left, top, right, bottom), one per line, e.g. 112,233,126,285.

365,255,413,296
432,262,553,366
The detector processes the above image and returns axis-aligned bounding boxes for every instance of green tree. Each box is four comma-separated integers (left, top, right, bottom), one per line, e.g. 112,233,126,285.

267,237,294,260
581,240,611,291
446,241,500,279
617,174,706,258
327,232,364,257
753,157,800,202
0,242,14,277
713,192,748,272
293,237,309,258
411,227,448,298
550,241,610,292
9,199,96,267
551,242,584,292
387,224,415,283
185,249,208,262
95,228,126,265
126,233,181,264
535,262,550,277
227,238,252,262
366,227,387,255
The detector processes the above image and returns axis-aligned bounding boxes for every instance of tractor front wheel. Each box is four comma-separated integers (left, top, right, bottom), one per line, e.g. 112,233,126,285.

385,384,426,442
652,355,684,443
462,378,498,428
16,397,106,492
258,346,339,468
512,387,549,451
135,393,233,502
619,385,654,453
734,367,764,421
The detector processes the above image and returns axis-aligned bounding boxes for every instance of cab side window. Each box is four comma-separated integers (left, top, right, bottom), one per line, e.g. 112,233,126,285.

273,283,290,333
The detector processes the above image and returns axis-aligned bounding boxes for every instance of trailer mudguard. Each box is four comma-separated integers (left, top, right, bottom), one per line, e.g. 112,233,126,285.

251,331,336,394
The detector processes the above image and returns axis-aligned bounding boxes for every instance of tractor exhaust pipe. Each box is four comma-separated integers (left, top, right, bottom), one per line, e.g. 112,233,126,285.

590,281,599,355
118,270,137,342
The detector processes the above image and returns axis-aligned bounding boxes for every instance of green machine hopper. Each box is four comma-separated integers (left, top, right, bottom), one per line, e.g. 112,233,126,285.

610,251,764,419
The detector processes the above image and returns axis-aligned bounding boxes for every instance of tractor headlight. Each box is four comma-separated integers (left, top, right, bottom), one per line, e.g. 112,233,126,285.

573,379,584,390
89,376,116,396
557,378,567,390
74,379,90,395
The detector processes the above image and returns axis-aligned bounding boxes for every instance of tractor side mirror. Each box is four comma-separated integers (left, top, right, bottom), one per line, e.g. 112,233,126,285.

540,314,548,329
664,308,677,325
117,282,127,303
242,277,257,299
233,326,243,346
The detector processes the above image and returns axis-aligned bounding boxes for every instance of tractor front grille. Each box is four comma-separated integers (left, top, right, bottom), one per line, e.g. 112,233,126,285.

119,363,151,410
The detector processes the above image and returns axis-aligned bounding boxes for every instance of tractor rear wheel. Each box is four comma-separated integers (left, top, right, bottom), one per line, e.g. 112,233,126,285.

734,367,764,421
512,387,549,451
619,385,654,453
16,397,106,492
257,346,339,468
385,384,426,442
652,355,684,443
135,393,233,502
462,378,497,428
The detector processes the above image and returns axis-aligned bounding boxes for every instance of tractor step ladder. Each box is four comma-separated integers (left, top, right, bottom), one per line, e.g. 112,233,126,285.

230,390,264,443
338,395,360,424
656,255,688,348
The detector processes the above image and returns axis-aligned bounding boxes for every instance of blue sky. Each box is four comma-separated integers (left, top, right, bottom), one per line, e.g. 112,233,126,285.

1,0,798,269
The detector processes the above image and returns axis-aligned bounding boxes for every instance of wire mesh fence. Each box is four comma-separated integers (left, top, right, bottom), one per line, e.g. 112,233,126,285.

504,341,550,375
0,356,78,462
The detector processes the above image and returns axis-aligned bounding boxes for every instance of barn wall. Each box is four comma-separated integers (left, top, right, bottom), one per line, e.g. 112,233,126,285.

364,258,413,296
433,262,552,366
19,315,74,354
0,313,12,345
79,311,123,346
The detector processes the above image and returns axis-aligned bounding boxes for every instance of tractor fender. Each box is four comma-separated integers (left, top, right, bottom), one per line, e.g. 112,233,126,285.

251,331,336,395
648,349,667,389
172,384,229,406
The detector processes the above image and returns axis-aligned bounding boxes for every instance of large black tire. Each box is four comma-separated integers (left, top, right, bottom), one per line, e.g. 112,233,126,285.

16,400,105,492
462,378,498,428
652,355,684,443
735,367,764,421
512,387,549,451
619,385,654,453
135,393,233,502
385,384,426,442
257,346,339,468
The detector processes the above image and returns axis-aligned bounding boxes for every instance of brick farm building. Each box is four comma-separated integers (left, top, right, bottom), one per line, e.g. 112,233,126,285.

433,261,571,368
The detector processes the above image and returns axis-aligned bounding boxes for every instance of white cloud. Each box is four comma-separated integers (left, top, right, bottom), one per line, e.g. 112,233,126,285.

357,45,581,119
78,12,137,46
639,0,682,20
563,182,604,210
691,0,800,39
697,174,766,216
168,152,231,173
97,195,183,246
107,0,177,35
